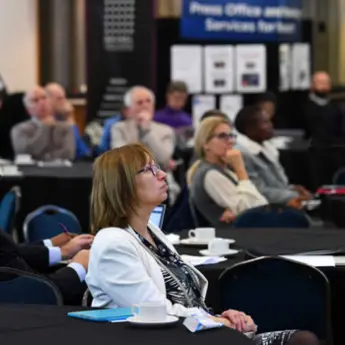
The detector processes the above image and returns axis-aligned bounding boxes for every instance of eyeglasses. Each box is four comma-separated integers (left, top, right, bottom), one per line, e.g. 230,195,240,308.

211,132,237,141
137,164,161,176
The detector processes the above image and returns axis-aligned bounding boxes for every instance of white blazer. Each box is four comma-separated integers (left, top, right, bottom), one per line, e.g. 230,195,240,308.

86,222,208,317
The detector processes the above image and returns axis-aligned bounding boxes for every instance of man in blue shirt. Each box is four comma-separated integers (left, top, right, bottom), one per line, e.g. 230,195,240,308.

154,81,192,129
45,83,91,159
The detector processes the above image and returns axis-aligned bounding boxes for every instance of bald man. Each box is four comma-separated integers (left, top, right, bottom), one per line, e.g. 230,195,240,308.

11,86,75,161
45,83,91,159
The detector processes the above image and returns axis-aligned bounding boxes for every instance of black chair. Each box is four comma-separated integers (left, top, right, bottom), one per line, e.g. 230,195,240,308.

0,267,63,305
333,168,345,185
23,205,82,242
189,197,212,228
0,186,21,236
232,204,311,228
218,256,332,344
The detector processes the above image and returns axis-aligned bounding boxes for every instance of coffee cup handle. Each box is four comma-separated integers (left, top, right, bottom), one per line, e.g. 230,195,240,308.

188,230,196,238
208,239,217,253
131,305,139,317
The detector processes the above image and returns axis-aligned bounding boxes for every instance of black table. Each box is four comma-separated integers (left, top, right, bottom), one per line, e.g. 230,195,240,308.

0,163,93,238
176,227,345,345
0,304,252,345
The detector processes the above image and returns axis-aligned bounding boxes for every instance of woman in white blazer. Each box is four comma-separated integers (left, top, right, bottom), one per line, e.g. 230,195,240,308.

86,143,318,345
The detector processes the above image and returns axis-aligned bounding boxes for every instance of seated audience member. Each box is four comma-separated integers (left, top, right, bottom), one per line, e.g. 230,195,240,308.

111,86,175,169
98,105,127,154
45,83,91,159
0,230,93,305
304,71,343,144
154,81,192,129
235,106,312,209
86,143,318,345
187,116,267,226
11,86,75,161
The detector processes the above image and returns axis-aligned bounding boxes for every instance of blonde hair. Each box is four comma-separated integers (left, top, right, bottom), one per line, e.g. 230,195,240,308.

90,143,153,233
186,117,231,184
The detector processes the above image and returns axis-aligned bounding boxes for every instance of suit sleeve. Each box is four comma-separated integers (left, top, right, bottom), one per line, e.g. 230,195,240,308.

17,244,50,272
111,124,129,148
48,266,86,305
11,123,51,157
52,124,76,160
141,126,175,166
242,154,298,205
0,231,34,272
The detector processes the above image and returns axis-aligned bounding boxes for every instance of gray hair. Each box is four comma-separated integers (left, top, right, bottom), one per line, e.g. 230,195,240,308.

123,86,155,108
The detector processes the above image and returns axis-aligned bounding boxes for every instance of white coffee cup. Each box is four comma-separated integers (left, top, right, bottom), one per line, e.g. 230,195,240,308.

208,238,230,254
2,165,18,175
15,154,32,163
188,227,215,241
131,301,167,321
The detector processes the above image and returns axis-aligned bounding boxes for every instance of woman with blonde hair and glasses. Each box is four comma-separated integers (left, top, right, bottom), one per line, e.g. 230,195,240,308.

85,143,318,345
187,115,267,226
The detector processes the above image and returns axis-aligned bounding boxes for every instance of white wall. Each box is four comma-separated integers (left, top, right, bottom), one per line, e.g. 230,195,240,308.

0,0,38,92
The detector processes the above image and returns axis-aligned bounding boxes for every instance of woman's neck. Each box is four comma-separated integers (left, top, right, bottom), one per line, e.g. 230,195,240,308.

129,206,152,236
204,154,225,167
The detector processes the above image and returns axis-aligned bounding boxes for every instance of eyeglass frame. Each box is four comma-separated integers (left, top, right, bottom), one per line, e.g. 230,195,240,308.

137,164,161,176
210,132,237,141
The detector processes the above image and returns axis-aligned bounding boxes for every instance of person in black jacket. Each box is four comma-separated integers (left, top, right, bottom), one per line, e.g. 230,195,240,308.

304,71,343,145
304,71,345,188
0,231,93,305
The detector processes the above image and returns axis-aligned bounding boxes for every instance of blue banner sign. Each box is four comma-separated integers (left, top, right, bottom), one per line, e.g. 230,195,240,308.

181,0,302,42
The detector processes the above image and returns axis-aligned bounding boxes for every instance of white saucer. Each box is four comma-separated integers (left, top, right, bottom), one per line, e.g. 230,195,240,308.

127,315,179,327
199,249,239,257
180,238,235,246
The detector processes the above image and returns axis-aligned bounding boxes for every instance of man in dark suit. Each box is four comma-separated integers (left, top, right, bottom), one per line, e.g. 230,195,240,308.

304,71,345,188
0,231,93,305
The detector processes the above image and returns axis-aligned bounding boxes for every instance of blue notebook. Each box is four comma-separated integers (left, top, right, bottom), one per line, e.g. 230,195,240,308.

68,308,133,322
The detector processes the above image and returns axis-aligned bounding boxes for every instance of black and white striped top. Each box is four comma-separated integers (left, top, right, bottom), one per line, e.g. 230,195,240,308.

136,229,209,311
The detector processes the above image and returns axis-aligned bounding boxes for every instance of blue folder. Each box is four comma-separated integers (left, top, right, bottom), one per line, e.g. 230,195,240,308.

68,308,133,322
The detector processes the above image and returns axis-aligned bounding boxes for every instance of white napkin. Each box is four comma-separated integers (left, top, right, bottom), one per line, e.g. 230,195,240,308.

181,255,226,266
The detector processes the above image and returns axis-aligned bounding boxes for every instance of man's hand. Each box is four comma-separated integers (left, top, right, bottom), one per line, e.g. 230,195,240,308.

41,116,55,126
60,234,94,260
70,249,90,271
220,209,236,224
50,232,77,247
137,111,152,130
293,185,312,200
165,160,177,171
286,197,303,210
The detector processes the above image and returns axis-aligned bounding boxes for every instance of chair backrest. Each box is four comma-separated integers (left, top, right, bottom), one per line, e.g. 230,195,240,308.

164,186,199,233
0,186,21,234
232,204,311,228
82,288,93,307
218,256,332,343
23,205,82,242
189,196,212,228
0,267,63,305
333,168,345,185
